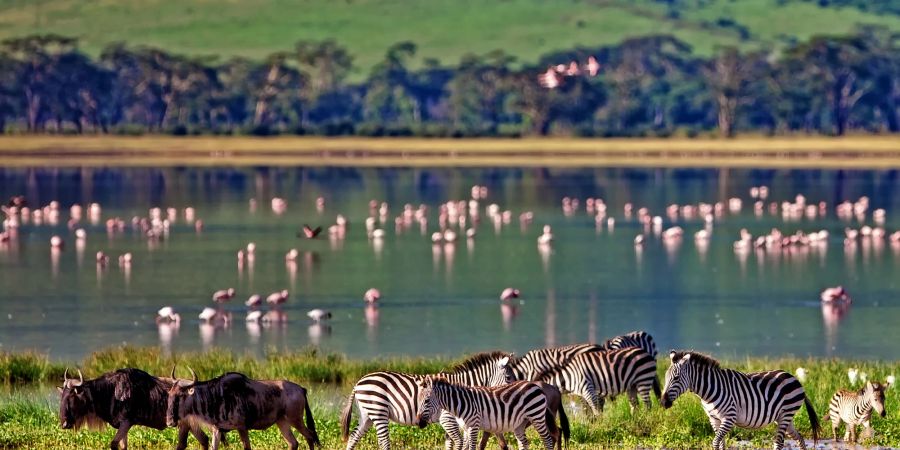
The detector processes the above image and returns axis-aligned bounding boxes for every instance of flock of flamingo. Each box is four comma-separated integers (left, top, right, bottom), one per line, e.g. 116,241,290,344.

1,182,895,347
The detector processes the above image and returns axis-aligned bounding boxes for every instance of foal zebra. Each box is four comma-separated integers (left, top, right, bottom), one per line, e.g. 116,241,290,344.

527,347,659,416
415,377,558,450
340,351,510,450
826,380,889,442
661,351,820,450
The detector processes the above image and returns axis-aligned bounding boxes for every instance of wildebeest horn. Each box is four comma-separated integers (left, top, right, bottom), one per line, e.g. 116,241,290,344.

64,368,70,381
76,369,84,386
188,367,197,384
171,364,177,379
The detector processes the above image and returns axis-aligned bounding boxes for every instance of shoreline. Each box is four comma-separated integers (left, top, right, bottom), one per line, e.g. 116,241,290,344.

0,135,899,168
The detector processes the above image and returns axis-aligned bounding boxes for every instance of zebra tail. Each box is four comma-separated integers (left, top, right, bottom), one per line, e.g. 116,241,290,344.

557,401,570,450
303,389,321,447
804,395,821,446
340,390,355,442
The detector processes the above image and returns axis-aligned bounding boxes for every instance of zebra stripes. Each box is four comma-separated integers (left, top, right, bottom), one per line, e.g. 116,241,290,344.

505,343,605,381
600,330,657,359
826,380,888,442
661,351,821,450
528,347,659,415
340,351,510,450
415,377,558,450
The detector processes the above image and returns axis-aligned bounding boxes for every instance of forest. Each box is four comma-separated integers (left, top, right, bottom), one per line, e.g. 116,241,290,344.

3,26,898,138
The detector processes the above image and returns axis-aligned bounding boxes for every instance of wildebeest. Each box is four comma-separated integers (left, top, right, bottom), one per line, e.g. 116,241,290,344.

166,369,320,450
58,368,212,450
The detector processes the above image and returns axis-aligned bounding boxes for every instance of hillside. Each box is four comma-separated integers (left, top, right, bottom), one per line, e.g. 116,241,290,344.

3,0,900,77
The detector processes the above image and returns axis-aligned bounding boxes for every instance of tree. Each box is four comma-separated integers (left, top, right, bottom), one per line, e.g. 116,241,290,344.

703,47,766,137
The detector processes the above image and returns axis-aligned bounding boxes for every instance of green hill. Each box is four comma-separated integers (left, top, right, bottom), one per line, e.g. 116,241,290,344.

3,0,900,77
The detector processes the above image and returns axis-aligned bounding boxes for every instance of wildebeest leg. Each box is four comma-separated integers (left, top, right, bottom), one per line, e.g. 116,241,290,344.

291,415,318,450
110,422,131,450
210,426,223,450
277,421,300,450
237,427,253,450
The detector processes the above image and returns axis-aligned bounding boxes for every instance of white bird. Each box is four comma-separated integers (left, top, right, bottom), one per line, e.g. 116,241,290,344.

443,229,457,242
371,229,385,239
887,375,895,388
75,229,87,240
156,307,180,324
118,253,132,266
821,286,851,304
50,235,64,248
848,368,859,385
199,307,218,322
795,367,807,382
245,310,263,323
246,242,256,254
307,309,332,323
634,235,644,246
285,249,299,261
431,232,443,243
465,228,477,238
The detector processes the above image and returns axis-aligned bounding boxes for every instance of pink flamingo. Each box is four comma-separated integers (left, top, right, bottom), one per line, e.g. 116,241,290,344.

212,288,236,303
821,286,851,304
364,288,381,304
500,288,520,301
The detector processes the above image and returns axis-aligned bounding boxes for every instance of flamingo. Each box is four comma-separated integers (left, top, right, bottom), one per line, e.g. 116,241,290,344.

50,235,64,248
212,288,236,303
96,251,109,266
364,288,381,304
821,286,851,304
500,288,520,301
246,310,263,323
245,294,262,308
267,290,289,306
285,249,299,261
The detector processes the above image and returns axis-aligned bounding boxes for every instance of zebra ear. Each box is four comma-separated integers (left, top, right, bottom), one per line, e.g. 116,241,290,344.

669,350,678,362
498,356,509,367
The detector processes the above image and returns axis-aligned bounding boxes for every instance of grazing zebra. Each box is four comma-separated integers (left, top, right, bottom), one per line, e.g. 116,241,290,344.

661,351,820,450
825,380,889,442
478,357,570,450
503,343,605,381
415,377,558,450
527,347,659,416
340,351,511,450
600,330,657,358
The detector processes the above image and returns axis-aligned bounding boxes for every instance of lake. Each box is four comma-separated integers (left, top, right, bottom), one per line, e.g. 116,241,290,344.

1,166,898,362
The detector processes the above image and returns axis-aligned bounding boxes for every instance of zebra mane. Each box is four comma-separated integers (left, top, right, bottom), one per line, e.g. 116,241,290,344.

444,351,511,374
673,351,720,368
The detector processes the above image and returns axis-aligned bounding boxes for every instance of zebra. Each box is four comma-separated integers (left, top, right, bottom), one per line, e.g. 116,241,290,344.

525,347,659,416
477,356,570,450
340,351,511,450
661,350,821,450
502,343,605,381
600,330,657,358
415,377,558,450
825,380,889,442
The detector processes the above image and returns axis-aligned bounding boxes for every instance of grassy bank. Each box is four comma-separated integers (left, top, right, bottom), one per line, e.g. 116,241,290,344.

0,346,899,448
2,135,900,169
2,0,899,75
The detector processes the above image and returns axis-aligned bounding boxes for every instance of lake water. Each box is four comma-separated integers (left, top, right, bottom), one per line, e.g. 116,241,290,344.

1,166,898,362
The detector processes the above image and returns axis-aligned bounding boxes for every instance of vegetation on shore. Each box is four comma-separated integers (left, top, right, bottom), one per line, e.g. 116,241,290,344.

1,346,899,448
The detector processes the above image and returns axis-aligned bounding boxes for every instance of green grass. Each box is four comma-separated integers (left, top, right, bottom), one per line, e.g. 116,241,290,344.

1,0,898,76
1,346,900,448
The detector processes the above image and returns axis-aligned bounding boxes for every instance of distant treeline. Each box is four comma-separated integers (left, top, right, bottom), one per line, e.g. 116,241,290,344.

2,26,898,138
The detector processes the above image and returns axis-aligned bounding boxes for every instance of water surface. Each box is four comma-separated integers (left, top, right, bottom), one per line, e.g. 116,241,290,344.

1,166,898,361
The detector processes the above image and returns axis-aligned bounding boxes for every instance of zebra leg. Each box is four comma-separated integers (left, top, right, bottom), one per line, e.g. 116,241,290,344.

787,424,807,450
711,418,734,450
345,414,373,450
627,387,639,412
373,418,392,450
439,412,462,450
830,415,840,442
465,426,481,450
772,415,791,450
848,423,858,443
862,419,874,440
581,380,602,417
639,383,653,409
513,426,530,450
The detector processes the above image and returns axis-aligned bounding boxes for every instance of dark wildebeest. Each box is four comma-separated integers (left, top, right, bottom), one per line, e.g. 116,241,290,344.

58,368,212,450
166,369,320,450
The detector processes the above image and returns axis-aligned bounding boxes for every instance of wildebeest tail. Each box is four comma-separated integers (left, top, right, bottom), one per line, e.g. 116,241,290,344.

303,388,321,447
804,395,820,445
557,402,570,450
340,390,355,442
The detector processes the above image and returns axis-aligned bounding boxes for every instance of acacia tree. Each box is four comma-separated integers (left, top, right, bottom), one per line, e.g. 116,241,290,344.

363,41,419,128
703,47,766,137
448,51,515,134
